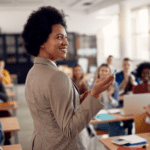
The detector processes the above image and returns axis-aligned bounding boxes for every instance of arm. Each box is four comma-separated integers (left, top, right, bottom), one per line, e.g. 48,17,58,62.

0,81,9,102
108,82,119,107
1,70,11,85
49,71,104,139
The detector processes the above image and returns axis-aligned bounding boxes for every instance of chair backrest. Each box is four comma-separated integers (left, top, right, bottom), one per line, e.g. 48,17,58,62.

134,114,150,134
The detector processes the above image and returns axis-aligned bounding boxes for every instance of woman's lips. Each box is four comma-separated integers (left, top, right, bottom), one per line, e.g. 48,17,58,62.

59,49,67,53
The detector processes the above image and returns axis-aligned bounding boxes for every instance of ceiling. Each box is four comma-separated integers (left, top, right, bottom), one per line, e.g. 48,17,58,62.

0,0,150,15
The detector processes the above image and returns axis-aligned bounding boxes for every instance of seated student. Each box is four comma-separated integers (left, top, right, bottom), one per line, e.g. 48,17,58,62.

0,58,11,85
115,58,140,135
132,62,150,94
106,55,115,73
132,62,150,125
116,58,140,103
0,81,11,145
72,64,88,103
89,64,125,137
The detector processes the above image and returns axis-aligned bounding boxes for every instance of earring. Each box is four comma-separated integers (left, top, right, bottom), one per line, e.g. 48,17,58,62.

41,45,44,49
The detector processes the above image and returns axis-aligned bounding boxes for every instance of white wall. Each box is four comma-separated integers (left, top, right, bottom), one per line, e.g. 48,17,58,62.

0,6,106,35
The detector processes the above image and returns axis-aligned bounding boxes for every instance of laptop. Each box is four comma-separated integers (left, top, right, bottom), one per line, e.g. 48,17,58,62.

121,93,150,116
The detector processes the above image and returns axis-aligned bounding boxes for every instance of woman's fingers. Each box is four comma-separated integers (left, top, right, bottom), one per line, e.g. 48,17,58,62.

95,75,114,88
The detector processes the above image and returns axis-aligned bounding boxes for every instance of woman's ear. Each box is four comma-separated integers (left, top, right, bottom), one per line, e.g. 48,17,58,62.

40,45,45,49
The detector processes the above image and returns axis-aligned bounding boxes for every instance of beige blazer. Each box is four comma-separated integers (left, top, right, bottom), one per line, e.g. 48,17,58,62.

25,57,103,150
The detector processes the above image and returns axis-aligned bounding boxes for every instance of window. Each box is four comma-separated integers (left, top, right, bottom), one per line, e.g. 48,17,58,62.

103,15,120,58
132,8,150,60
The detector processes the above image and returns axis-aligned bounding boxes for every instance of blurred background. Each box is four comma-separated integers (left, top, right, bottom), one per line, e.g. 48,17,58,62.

0,0,150,149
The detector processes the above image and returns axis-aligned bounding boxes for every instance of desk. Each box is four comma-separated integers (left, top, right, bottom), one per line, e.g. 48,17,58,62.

99,133,150,150
89,109,134,124
1,144,22,150
0,117,20,144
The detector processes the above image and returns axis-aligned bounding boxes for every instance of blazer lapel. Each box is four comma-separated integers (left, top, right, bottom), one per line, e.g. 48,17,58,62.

72,81,80,94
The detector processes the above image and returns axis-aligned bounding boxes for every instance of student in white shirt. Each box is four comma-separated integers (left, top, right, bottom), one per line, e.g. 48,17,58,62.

89,64,125,136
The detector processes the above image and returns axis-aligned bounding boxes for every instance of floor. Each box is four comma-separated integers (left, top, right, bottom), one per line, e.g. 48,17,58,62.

10,84,135,150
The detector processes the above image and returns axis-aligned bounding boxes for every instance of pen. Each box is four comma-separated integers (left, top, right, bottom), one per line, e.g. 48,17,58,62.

112,69,117,75
142,144,149,148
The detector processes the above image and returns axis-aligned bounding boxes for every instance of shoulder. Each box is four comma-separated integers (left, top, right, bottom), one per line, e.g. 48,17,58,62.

132,84,142,94
3,69,10,75
115,71,123,79
116,71,123,76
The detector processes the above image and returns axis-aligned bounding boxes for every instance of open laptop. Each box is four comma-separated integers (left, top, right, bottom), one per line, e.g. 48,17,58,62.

121,93,150,116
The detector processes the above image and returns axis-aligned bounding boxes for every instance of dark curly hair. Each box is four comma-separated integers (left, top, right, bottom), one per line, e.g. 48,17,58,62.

135,62,150,79
21,6,67,56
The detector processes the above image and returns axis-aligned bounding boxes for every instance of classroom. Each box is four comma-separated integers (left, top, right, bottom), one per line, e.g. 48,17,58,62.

0,0,150,150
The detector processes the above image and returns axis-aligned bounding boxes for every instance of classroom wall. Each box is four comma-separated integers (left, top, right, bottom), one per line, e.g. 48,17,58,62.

0,7,109,35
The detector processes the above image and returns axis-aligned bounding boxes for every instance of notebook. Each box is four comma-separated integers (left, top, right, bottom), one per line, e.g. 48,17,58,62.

94,114,116,121
112,135,147,147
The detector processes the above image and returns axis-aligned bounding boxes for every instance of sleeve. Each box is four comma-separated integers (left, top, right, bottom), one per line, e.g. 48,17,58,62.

110,82,119,107
0,81,8,102
132,85,140,94
49,71,104,139
2,70,11,85
115,72,123,86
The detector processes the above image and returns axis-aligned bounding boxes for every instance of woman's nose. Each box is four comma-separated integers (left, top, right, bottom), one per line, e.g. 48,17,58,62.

63,38,69,46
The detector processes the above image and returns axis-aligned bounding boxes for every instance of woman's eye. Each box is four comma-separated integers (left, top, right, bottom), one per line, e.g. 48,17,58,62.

65,37,68,39
57,36,62,39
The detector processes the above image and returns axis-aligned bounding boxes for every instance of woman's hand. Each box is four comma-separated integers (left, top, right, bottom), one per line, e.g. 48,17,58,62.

143,105,150,118
90,74,114,99
80,90,91,102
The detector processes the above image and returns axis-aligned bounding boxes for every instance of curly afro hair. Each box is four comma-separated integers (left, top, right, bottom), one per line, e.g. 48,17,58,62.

21,6,67,56
135,62,150,79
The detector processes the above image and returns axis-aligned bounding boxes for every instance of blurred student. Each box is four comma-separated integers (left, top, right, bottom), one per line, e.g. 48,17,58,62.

0,58,11,85
89,64,125,136
115,58,140,105
132,62,150,94
72,64,88,103
107,55,115,73
115,58,140,135
133,62,150,125
0,81,11,145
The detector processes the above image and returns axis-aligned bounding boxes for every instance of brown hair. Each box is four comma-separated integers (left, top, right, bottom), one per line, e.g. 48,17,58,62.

72,64,84,82
93,64,111,83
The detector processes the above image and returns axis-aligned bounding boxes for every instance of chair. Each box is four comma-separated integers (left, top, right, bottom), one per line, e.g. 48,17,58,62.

134,114,150,134
94,129,108,135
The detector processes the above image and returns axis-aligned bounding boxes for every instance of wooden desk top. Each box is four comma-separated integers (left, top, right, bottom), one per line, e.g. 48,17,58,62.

89,109,134,124
1,144,22,150
7,91,15,98
0,117,20,132
0,100,17,111
99,133,150,150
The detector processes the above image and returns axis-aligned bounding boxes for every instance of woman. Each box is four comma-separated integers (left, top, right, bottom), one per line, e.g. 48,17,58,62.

89,64,125,137
72,64,88,103
21,6,114,150
132,62,150,94
0,81,10,145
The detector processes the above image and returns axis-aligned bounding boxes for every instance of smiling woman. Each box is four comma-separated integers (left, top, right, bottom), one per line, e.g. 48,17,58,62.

37,24,69,61
21,6,114,150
